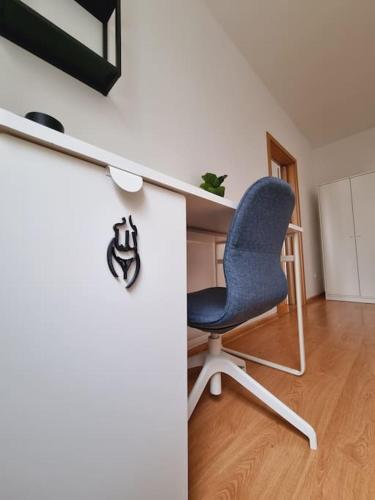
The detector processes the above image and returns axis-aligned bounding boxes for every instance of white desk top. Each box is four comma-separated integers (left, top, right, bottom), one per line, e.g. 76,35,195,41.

0,108,236,233
0,108,302,234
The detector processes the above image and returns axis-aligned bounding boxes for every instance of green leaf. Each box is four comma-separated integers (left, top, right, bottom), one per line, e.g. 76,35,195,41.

200,173,227,196
216,175,228,186
215,186,225,197
201,172,218,186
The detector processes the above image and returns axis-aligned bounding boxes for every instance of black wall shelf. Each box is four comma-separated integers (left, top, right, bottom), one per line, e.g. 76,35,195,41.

0,0,122,95
75,0,117,23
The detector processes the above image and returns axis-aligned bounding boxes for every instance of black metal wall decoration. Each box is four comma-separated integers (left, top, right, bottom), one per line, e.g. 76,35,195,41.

107,216,140,289
0,0,122,95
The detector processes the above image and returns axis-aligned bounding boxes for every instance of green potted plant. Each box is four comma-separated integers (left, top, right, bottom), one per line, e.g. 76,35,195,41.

200,173,228,197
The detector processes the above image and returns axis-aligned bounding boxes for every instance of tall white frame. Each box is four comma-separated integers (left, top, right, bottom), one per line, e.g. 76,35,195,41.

222,229,306,376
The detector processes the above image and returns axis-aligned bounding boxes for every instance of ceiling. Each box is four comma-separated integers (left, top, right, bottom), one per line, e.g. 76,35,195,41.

204,0,375,147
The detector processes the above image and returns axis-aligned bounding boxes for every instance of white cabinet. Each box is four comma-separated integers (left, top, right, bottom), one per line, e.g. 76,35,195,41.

319,172,375,303
0,134,188,500
351,172,375,299
319,179,359,297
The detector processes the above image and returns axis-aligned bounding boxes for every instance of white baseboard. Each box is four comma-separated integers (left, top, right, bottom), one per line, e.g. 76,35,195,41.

326,294,375,304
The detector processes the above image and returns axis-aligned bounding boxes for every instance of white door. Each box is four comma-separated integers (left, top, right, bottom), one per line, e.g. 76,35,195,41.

319,179,360,297
350,173,375,298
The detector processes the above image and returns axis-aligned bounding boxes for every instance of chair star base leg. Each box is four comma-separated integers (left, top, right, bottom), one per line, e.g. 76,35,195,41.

188,336,317,450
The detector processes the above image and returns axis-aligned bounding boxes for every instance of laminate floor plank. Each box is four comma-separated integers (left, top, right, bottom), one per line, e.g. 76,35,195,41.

188,299,375,500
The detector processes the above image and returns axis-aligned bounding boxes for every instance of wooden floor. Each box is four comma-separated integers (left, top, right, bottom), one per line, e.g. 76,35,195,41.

188,298,375,499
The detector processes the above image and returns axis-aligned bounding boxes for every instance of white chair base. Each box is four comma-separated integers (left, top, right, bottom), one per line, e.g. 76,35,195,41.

188,334,317,450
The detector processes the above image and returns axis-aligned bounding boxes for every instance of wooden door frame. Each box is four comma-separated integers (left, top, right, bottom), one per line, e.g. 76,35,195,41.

266,132,307,311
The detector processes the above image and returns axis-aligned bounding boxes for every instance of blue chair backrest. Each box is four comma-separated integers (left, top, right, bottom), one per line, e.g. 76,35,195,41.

222,177,295,325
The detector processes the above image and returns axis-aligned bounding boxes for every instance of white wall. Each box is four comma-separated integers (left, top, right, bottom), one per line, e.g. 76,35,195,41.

0,0,323,298
313,126,375,185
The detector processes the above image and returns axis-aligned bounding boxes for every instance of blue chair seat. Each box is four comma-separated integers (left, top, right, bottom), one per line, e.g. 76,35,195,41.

188,287,228,330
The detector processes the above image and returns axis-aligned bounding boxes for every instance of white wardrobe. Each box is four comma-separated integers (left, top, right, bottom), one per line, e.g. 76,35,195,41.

319,171,375,303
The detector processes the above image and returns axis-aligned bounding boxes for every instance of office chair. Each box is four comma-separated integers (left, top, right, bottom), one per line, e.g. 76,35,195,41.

187,177,317,449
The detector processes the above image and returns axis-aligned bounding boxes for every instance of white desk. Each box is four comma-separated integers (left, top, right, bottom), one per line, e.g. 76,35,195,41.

0,108,238,500
0,109,304,500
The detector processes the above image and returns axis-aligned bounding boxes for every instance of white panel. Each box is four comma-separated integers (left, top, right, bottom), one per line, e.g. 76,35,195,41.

186,231,216,347
216,264,226,287
214,242,226,287
216,242,225,260
186,232,216,293
0,135,187,500
187,240,215,293
351,173,375,298
319,179,359,296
